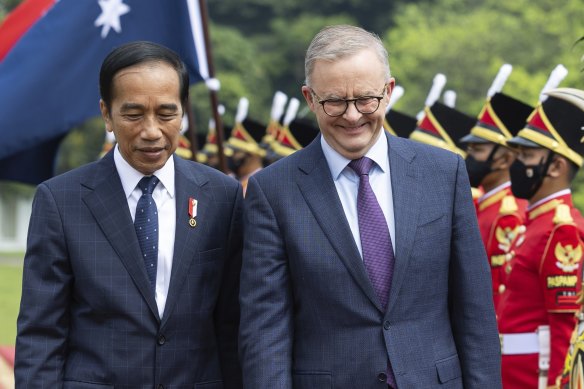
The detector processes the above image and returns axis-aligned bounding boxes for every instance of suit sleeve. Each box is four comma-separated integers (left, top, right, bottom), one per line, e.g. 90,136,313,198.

215,183,244,388
448,156,503,388
239,175,293,389
15,183,73,387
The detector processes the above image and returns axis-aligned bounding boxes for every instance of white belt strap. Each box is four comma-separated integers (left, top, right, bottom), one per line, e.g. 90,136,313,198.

500,332,540,355
537,325,550,389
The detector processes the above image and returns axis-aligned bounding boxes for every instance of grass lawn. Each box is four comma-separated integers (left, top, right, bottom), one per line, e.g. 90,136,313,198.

0,264,22,345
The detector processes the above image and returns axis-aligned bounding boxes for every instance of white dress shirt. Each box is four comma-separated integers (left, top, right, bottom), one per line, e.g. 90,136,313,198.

114,146,176,317
321,130,396,258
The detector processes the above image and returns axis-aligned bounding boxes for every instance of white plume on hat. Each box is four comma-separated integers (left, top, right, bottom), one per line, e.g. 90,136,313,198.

539,64,568,102
235,97,249,124
417,73,446,120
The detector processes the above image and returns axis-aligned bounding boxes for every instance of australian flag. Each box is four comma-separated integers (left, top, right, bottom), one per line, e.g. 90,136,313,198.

0,0,210,185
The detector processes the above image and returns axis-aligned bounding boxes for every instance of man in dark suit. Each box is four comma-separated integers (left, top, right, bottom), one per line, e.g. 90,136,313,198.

15,41,243,388
239,25,501,388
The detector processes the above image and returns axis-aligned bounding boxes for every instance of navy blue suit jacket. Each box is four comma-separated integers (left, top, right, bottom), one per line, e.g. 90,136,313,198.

16,151,243,389
239,135,502,388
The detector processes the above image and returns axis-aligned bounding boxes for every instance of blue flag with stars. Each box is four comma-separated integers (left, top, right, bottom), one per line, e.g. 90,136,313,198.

0,0,209,185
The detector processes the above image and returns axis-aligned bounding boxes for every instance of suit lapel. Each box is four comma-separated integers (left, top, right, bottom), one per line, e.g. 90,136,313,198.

386,136,420,316
161,156,211,326
296,138,381,310
82,151,160,321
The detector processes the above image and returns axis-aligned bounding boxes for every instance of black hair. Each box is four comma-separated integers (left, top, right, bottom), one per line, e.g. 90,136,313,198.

99,41,189,111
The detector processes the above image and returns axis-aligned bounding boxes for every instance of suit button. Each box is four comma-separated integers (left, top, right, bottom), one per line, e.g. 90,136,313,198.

377,372,387,382
383,321,390,330
157,385,164,389
158,335,166,345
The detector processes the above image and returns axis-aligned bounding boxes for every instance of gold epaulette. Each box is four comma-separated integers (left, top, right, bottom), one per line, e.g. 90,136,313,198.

499,195,518,215
528,199,564,220
553,203,574,225
471,187,482,200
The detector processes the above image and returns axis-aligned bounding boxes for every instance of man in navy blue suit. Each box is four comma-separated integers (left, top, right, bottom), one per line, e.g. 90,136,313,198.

16,41,243,388
239,25,501,388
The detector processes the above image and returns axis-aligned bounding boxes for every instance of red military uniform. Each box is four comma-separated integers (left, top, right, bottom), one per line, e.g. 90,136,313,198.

472,186,484,213
499,191,584,388
476,182,527,312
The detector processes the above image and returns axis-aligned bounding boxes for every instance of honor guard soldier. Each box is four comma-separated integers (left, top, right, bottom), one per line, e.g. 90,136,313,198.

260,91,288,166
271,116,320,158
460,64,532,311
408,73,476,157
550,88,584,389
198,116,233,171
382,85,417,138
227,97,267,195
498,84,584,389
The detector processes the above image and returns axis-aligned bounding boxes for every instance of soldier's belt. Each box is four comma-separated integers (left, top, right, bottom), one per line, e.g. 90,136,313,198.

500,332,540,355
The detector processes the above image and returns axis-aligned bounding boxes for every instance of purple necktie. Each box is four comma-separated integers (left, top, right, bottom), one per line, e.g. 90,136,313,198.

349,157,397,388
349,157,395,309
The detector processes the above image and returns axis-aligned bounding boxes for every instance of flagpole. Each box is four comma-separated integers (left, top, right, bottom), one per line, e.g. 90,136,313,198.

185,96,199,160
198,0,227,173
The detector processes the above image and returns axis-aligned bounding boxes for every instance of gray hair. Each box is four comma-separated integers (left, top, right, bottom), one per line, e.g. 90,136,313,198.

304,25,391,87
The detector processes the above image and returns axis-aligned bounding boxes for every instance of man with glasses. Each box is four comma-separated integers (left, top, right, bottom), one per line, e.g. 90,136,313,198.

239,25,501,389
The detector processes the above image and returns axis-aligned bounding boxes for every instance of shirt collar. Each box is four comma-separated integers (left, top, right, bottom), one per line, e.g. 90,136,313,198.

114,145,175,199
321,129,389,180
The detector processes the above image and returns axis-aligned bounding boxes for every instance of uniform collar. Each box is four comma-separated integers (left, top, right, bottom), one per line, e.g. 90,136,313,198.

527,189,572,221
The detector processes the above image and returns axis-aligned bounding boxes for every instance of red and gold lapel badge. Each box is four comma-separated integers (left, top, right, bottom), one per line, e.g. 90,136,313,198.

189,197,198,228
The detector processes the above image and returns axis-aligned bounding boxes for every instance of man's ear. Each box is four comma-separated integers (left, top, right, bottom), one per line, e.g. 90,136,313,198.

548,155,568,178
301,86,316,112
100,99,113,132
385,78,396,101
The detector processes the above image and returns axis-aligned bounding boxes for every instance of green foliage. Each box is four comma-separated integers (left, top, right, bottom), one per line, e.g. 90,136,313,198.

55,117,106,175
0,181,34,197
3,0,584,201
385,0,584,117
0,263,22,345
0,0,21,16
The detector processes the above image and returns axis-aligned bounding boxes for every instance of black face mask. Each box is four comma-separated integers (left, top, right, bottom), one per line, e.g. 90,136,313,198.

509,153,553,199
465,145,498,188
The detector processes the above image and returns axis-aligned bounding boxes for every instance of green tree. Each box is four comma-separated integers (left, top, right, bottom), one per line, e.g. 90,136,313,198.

384,0,584,118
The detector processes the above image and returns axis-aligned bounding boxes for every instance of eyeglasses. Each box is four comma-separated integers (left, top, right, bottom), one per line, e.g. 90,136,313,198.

310,84,388,117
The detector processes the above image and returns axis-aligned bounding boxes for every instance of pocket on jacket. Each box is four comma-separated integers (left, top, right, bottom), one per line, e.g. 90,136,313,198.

63,381,113,389
198,247,224,263
292,371,332,389
435,354,462,383
418,212,445,227
194,380,223,389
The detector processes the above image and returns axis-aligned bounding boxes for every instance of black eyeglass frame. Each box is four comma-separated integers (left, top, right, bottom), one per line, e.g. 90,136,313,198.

309,83,388,117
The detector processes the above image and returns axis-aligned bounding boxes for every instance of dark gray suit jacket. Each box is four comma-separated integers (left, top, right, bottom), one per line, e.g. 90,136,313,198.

15,151,243,389
239,134,502,388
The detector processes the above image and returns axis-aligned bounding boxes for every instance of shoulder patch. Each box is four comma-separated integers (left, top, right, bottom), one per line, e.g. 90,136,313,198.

555,241,583,272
